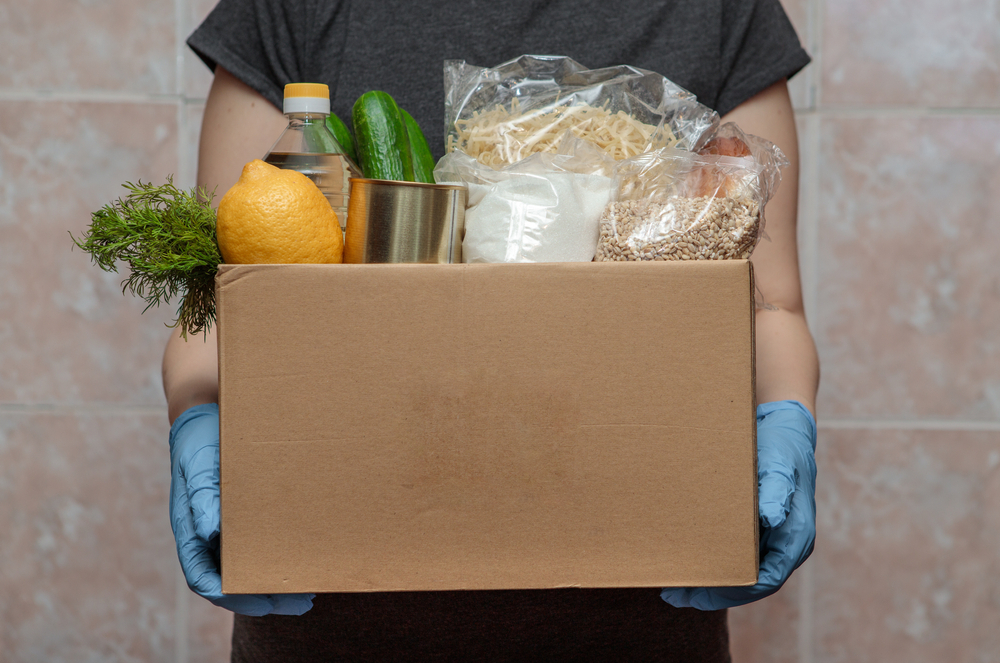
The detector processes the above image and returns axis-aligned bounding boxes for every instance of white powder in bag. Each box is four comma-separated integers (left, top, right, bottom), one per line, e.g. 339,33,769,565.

461,170,611,263
434,141,615,263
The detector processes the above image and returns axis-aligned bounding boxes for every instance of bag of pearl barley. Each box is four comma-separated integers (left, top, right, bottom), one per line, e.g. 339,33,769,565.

594,123,787,262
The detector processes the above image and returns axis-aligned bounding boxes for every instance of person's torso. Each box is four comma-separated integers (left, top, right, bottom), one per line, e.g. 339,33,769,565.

297,0,725,157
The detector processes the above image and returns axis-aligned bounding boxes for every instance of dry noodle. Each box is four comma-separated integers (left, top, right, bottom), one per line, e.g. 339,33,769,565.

448,98,678,167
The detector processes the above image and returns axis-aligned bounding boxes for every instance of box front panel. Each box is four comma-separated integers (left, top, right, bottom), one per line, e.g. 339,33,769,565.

217,262,756,593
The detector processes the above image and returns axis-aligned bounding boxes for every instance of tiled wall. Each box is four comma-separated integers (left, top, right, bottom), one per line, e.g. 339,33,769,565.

0,0,230,660
0,1,996,661
727,1,1000,661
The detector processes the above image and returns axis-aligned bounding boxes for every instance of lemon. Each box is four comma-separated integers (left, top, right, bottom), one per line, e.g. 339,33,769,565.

216,159,344,264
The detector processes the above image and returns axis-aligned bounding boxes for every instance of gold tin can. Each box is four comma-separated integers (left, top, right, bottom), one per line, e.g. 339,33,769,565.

343,178,467,264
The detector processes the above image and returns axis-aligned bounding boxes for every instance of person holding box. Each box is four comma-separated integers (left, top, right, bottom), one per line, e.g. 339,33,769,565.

163,0,819,659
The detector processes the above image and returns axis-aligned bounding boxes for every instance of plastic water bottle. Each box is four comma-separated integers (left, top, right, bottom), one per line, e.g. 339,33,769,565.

264,83,361,230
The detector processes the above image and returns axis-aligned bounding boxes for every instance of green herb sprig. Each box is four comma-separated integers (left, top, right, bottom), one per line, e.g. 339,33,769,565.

72,177,221,337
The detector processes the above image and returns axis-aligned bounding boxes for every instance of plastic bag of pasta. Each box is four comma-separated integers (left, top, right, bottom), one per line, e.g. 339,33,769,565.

444,55,719,168
594,123,787,261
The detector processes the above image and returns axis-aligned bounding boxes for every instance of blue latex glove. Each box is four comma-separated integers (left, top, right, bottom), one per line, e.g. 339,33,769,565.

169,403,314,616
661,400,817,610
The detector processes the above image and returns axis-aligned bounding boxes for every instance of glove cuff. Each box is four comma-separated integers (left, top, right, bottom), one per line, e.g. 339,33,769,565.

169,403,220,445
756,400,816,449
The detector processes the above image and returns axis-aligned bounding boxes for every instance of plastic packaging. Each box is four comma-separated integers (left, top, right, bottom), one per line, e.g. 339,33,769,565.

435,135,615,263
444,55,719,167
264,83,361,229
595,123,787,262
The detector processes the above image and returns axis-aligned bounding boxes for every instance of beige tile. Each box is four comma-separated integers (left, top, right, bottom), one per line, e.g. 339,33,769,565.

0,0,175,94
0,100,182,405
188,595,233,662
0,411,176,661
183,0,223,100
728,564,804,663
182,102,206,189
821,0,1000,107
813,429,1000,662
814,116,1000,420
778,0,808,39
779,0,814,110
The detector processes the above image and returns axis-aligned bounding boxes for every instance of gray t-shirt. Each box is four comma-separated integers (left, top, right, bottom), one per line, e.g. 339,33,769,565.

188,0,809,159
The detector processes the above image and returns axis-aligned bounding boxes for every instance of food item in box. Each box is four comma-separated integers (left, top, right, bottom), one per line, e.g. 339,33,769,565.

595,123,787,262
264,83,360,229
325,111,359,165
72,177,221,337
75,156,349,338
595,196,760,261
444,55,719,168
217,159,344,264
352,91,415,182
450,98,679,166
436,136,613,263
401,108,436,183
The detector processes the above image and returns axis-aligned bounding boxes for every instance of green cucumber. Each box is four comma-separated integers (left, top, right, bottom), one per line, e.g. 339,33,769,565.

352,91,414,182
303,119,343,155
325,112,359,166
401,109,435,184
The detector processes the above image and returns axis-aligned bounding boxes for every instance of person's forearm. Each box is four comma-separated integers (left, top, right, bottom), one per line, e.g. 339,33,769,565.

755,307,819,415
719,81,819,416
163,326,219,424
162,67,285,425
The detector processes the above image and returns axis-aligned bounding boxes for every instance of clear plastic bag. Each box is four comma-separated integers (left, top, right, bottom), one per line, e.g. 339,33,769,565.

435,135,615,263
595,123,787,261
444,55,719,167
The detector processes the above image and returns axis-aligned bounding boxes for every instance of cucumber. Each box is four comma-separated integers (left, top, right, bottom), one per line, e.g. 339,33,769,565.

401,109,435,184
303,119,343,155
352,91,414,182
325,112,359,165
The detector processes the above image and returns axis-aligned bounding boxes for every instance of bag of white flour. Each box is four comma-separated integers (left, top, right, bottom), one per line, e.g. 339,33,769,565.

434,140,613,263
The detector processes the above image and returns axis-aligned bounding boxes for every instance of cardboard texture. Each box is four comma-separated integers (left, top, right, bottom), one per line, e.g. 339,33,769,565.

216,261,758,594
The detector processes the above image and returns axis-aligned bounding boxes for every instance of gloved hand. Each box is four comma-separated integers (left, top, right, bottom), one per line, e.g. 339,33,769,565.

169,403,314,616
660,400,817,611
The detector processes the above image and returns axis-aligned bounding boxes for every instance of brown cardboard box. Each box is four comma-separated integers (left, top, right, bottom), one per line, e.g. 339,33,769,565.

216,260,757,595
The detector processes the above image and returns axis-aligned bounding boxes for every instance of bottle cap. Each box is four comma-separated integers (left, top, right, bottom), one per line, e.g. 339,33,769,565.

283,83,330,115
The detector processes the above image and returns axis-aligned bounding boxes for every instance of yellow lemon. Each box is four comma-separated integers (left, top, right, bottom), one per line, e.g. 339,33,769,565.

216,159,343,264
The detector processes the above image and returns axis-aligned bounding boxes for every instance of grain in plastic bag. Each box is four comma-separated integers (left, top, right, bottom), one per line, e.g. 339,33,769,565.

595,123,787,261
444,55,719,167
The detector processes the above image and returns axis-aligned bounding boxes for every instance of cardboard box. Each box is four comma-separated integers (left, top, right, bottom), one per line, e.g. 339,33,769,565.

216,260,757,594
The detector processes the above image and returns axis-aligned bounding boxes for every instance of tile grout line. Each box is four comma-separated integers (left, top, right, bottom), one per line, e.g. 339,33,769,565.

175,0,189,188
799,110,821,340
798,556,815,663
175,0,185,99
174,2,190,662
814,106,1000,117
0,403,166,416
818,419,1000,431
176,565,190,663
801,2,821,659
0,89,182,104
179,101,191,189
811,0,825,112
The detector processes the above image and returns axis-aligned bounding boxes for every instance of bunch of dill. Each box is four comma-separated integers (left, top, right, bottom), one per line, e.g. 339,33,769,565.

72,177,221,337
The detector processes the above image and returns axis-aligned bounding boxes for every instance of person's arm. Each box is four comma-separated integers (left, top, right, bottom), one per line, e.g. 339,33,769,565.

162,66,286,424
720,79,819,414
163,67,314,616
662,79,819,610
